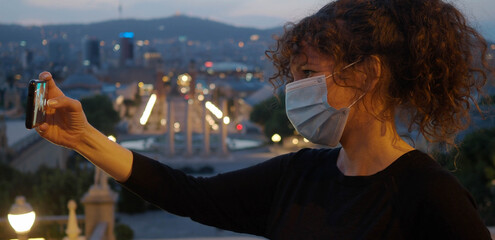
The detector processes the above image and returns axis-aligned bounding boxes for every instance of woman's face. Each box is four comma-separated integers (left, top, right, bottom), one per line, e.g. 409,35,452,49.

289,45,364,110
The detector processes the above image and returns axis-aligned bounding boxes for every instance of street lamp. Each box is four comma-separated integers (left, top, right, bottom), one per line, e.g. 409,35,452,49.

271,133,282,143
8,196,36,240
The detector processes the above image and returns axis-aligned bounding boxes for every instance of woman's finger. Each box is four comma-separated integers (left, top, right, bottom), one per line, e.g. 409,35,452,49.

47,96,82,112
39,71,64,98
38,122,49,132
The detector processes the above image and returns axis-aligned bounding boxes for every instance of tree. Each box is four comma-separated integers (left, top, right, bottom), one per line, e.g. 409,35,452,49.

250,93,294,142
438,128,495,224
80,94,120,136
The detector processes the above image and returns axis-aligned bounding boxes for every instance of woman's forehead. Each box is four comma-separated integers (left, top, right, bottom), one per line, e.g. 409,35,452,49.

290,46,332,67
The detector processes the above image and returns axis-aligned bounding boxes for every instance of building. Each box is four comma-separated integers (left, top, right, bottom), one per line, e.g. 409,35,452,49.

119,32,134,67
143,50,163,69
21,49,33,70
61,73,102,100
82,37,101,69
48,40,70,65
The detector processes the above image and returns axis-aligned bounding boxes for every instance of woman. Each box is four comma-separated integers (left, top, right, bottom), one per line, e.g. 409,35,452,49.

37,0,493,238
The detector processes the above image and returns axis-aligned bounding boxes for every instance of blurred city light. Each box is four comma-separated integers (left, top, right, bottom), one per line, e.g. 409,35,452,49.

271,134,282,143
204,61,213,68
246,73,253,81
180,87,189,94
116,95,124,105
205,101,223,119
119,32,135,38
250,34,260,41
140,94,157,125
174,122,181,132
223,116,230,125
177,73,192,87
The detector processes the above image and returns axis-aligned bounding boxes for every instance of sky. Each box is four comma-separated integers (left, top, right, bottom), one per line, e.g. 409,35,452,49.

0,0,494,38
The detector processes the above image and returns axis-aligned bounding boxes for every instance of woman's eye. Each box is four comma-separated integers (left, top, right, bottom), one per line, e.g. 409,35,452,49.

302,70,316,78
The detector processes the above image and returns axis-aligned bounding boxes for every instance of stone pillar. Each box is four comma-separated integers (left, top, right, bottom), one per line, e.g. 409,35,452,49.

81,169,117,240
64,200,81,240
167,99,175,156
185,99,193,157
202,102,210,156
220,99,229,155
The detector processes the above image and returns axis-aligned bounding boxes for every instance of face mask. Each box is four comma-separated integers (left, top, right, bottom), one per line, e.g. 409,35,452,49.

285,61,364,147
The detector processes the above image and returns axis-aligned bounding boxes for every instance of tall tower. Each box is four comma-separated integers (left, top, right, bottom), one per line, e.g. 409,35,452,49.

118,1,122,19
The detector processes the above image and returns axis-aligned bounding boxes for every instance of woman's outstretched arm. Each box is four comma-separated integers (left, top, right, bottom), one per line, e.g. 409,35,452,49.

36,71,133,182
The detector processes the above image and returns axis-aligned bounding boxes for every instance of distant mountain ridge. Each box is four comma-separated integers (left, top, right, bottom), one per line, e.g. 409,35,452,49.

0,15,492,47
0,15,284,46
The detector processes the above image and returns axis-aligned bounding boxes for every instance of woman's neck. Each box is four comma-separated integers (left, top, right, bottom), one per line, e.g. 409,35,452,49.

337,117,414,176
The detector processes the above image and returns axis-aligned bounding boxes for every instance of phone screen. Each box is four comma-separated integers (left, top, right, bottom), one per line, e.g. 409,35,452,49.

25,80,47,129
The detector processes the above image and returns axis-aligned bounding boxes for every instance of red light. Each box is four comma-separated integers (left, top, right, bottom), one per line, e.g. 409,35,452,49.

204,61,213,68
184,95,190,100
236,124,243,131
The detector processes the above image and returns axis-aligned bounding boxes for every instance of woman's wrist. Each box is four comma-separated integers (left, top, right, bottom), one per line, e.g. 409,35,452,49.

75,124,133,182
73,124,98,154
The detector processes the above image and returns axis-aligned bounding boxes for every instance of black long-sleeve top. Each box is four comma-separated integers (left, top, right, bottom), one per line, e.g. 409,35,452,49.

121,148,491,239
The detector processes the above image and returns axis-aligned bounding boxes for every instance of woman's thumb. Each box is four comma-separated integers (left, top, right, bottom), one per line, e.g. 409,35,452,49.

47,96,81,112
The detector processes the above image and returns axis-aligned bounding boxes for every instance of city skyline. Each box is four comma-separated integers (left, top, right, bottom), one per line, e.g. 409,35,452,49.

1,0,494,39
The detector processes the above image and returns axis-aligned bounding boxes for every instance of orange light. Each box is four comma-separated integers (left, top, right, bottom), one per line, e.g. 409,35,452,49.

204,61,213,68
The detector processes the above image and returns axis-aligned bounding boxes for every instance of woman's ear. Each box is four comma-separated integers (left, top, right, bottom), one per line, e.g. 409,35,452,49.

371,55,382,79
365,55,383,92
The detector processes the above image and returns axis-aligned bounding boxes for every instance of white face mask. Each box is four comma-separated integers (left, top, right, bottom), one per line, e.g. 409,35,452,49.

285,61,364,147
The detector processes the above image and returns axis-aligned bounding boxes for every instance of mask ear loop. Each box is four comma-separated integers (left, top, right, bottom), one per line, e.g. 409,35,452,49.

325,59,362,81
348,92,367,108
325,58,365,109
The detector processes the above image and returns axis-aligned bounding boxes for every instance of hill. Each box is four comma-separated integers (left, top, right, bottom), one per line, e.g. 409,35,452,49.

0,15,284,46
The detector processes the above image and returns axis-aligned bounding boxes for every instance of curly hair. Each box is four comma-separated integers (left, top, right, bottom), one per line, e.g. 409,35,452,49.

266,0,494,144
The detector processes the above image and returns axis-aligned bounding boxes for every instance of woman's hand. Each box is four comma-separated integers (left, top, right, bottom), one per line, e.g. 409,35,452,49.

36,72,89,150
36,71,133,182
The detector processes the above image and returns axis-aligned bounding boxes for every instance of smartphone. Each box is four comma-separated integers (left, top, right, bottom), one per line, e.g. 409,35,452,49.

25,79,48,129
